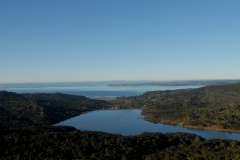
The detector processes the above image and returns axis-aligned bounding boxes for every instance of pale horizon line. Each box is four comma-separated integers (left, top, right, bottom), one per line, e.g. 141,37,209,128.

1,78,240,85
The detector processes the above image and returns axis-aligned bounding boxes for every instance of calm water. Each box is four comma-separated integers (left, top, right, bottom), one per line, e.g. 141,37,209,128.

57,109,240,141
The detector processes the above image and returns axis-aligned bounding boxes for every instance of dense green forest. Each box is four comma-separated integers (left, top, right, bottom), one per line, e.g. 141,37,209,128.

1,126,240,160
0,91,110,128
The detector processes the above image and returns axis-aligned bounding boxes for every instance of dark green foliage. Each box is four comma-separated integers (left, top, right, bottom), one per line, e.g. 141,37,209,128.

112,83,240,130
0,92,111,128
0,91,45,128
0,127,239,160
24,93,111,124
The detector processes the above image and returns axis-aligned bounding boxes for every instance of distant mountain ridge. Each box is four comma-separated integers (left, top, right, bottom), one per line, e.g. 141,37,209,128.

1,79,240,89
108,80,240,86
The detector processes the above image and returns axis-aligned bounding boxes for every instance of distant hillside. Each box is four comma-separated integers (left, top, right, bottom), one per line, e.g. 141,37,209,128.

112,83,240,131
108,80,240,87
0,127,240,160
0,92,111,128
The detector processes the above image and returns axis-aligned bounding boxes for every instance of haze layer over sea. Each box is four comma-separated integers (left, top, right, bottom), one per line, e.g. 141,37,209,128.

0,80,239,99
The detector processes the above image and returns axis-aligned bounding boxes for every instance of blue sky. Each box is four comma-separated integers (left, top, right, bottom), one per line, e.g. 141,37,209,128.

0,0,240,83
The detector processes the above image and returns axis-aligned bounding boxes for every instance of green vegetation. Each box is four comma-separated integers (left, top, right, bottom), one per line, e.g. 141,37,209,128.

112,83,240,131
0,126,240,160
2,83,240,159
0,91,111,128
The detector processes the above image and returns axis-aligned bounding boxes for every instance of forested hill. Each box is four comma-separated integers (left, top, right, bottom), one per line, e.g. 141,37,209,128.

112,83,240,131
1,127,240,160
0,91,111,128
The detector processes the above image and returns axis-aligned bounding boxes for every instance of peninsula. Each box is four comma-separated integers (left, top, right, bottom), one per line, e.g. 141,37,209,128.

112,83,240,132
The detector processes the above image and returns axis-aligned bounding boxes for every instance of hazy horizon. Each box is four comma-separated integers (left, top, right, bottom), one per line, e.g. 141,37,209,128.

1,79,240,85
1,77,240,85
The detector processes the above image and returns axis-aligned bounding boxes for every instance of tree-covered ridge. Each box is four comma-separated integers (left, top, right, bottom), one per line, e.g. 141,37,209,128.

112,83,240,131
0,91,111,128
0,126,239,160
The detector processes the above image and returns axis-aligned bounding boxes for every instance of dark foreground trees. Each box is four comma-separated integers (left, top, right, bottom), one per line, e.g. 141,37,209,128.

0,127,240,160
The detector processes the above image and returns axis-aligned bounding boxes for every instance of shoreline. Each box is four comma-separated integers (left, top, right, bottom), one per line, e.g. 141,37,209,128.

141,111,240,133
58,108,240,135
148,118,240,133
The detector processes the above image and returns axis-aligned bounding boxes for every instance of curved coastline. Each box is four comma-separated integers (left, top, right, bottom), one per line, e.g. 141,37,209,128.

112,83,240,133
